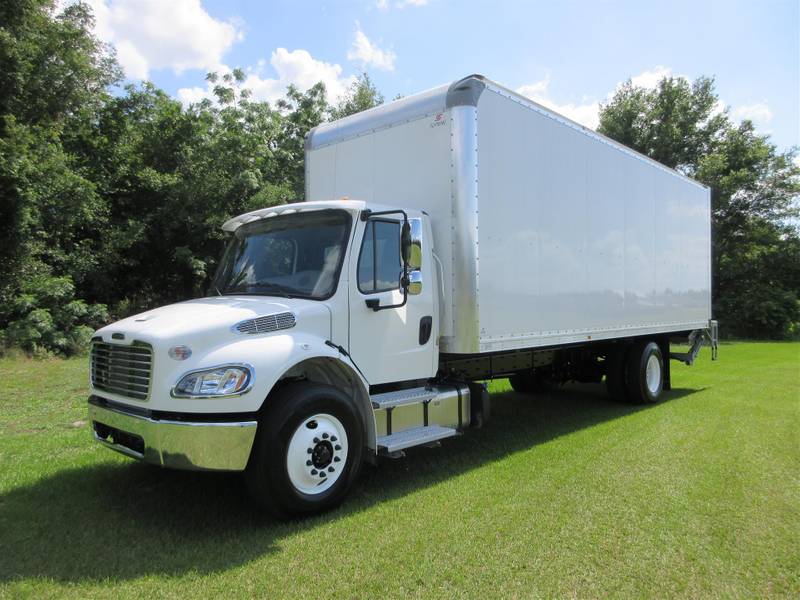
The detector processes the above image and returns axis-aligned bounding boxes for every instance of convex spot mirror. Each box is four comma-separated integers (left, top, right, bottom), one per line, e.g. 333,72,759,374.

406,270,423,295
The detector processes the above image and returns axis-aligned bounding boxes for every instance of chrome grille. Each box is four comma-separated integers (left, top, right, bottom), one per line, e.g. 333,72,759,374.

235,312,296,335
91,341,152,400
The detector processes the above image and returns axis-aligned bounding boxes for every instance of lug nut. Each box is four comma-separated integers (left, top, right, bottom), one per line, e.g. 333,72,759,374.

334,456,341,462
319,472,326,478
306,460,312,466
334,444,341,451
313,437,320,443
330,436,337,442
322,433,329,439
328,466,334,472
307,448,313,454
311,469,318,475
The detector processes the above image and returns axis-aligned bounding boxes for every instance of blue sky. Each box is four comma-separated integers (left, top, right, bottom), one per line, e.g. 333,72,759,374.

82,0,798,153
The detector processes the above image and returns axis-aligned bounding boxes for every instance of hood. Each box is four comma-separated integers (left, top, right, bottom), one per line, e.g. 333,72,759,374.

95,295,331,344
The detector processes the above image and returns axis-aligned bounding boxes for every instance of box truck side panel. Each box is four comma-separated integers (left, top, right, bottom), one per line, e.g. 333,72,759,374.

306,109,456,337
476,87,711,352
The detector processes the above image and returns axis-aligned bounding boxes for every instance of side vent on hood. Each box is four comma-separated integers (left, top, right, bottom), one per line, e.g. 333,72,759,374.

234,312,296,335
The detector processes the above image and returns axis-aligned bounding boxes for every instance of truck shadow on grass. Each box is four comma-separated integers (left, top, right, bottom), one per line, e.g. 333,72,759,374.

0,385,703,584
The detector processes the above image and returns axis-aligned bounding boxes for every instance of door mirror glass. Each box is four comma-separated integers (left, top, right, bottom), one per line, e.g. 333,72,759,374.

400,221,412,265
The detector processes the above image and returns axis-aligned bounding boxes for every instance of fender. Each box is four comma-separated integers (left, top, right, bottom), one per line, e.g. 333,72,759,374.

265,336,377,452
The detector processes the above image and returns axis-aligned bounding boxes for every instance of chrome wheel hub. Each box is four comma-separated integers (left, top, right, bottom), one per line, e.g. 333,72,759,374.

645,354,662,395
286,413,348,495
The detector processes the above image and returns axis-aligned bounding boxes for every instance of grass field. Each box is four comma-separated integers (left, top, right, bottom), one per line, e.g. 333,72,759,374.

1,342,798,598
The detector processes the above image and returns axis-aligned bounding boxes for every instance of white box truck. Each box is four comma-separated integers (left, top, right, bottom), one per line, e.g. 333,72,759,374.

87,75,717,518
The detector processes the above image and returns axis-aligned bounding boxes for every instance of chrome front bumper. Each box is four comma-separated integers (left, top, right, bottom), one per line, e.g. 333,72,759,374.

88,398,258,471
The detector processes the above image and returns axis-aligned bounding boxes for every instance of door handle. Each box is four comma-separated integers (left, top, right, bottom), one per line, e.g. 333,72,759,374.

419,316,433,345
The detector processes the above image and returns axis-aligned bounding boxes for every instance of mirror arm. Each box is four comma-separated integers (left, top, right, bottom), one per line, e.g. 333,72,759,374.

365,286,408,312
360,208,408,222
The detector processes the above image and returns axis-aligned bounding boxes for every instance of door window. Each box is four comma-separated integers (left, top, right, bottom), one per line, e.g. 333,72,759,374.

357,220,402,293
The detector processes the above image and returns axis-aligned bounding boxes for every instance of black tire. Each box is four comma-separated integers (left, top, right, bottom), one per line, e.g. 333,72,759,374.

625,340,664,404
245,381,364,519
509,371,550,394
605,344,629,402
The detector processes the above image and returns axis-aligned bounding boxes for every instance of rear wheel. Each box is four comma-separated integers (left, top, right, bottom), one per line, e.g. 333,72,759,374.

245,382,364,519
625,340,664,404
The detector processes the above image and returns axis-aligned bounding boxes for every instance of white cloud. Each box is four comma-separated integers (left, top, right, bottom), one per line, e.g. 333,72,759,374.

629,65,673,89
176,84,213,106
517,76,600,129
375,0,390,10
731,102,773,125
177,48,357,107
83,0,241,79
347,22,396,71
516,76,549,97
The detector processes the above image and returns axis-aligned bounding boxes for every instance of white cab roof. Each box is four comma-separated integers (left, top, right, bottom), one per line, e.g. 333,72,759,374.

222,199,412,232
222,200,367,232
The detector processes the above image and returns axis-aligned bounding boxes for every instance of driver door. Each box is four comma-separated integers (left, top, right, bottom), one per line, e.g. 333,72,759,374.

347,216,436,385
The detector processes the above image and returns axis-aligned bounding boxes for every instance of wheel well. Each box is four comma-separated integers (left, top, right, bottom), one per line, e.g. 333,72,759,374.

271,357,376,451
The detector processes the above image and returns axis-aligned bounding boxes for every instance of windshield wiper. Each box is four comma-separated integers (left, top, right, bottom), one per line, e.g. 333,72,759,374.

204,284,223,298
222,282,302,299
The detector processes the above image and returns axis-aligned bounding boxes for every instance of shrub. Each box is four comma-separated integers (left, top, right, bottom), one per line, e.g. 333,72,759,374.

1,275,108,356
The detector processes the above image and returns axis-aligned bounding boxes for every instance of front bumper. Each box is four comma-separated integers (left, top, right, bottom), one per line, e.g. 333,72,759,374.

88,397,258,471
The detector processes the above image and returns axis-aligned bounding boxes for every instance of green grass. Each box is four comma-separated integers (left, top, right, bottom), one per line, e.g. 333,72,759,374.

1,342,798,598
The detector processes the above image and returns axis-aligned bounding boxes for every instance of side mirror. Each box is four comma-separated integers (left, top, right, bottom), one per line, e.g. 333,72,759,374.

406,218,423,270
406,270,423,295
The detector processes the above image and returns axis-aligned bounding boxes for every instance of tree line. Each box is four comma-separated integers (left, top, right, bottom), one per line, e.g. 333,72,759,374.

1,0,798,355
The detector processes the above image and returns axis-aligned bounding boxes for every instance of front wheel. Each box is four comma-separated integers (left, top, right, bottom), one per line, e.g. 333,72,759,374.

245,382,364,519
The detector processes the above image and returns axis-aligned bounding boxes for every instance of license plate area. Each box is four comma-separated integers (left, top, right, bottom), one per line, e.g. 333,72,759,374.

93,421,145,456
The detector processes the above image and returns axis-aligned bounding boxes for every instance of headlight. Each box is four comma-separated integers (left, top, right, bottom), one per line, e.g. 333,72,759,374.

171,364,253,398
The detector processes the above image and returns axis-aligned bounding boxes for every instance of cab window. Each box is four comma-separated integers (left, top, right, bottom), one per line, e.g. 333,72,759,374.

358,220,401,293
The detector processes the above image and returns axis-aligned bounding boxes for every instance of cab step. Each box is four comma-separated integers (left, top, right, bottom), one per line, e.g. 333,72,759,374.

377,425,457,454
371,386,440,410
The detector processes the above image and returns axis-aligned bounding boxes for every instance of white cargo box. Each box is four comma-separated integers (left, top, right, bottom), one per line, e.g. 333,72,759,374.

306,75,711,355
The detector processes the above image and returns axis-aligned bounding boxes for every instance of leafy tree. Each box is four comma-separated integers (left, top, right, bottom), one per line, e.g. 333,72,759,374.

331,73,385,120
597,77,727,171
0,0,120,354
78,75,291,311
599,76,800,338
275,82,329,198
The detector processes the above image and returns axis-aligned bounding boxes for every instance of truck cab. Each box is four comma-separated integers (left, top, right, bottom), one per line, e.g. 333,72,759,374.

88,200,465,518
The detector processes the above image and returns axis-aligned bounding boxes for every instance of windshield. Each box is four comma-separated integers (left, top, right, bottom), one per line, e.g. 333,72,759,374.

211,209,352,300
